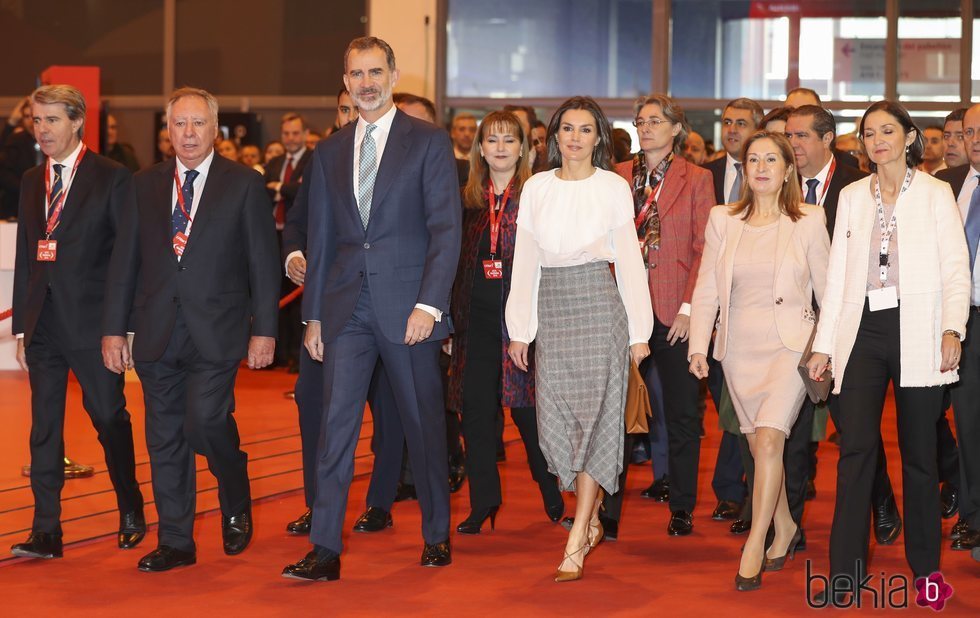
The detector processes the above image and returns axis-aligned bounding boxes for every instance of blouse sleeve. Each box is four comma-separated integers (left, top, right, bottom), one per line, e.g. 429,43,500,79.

504,192,542,344
610,181,654,345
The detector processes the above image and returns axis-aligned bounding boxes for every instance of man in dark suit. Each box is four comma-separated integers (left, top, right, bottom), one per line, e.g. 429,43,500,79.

102,87,280,572
10,85,144,560
266,112,313,371
1,96,42,220
784,87,860,169
282,37,461,582
937,103,980,557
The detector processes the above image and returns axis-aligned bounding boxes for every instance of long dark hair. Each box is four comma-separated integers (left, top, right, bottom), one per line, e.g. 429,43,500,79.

859,100,924,172
462,111,532,209
546,96,613,171
728,131,804,222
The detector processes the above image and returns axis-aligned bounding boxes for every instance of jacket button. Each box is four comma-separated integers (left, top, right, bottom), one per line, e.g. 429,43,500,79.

775,297,783,305
178,265,186,271
846,231,851,238
650,263,657,269
363,243,371,249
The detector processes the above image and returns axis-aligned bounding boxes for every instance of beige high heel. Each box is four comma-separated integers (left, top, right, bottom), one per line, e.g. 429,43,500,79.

555,543,590,582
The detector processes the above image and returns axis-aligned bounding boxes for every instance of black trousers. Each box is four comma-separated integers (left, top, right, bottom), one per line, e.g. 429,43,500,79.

651,320,702,513
830,303,943,581
459,309,554,511
136,310,249,552
26,296,142,535
294,344,324,509
951,307,980,529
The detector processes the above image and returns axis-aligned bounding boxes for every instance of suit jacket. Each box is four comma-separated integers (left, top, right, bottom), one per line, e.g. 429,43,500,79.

703,155,729,205
0,129,39,219
935,163,972,197
103,153,281,362
264,149,312,212
812,172,970,393
302,109,462,345
13,152,133,349
615,156,714,326
689,204,830,361
813,158,866,238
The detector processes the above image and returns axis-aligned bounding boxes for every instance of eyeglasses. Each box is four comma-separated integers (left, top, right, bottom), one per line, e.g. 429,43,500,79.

633,117,671,129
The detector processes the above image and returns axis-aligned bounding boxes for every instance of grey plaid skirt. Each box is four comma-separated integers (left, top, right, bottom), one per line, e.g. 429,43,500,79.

535,261,629,495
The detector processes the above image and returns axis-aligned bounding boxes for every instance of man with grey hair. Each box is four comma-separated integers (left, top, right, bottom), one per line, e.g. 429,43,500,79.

11,84,145,560
103,86,280,572
449,112,476,159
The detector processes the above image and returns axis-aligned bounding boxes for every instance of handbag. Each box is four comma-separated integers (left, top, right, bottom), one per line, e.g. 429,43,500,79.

625,360,653,434
798,313,832,404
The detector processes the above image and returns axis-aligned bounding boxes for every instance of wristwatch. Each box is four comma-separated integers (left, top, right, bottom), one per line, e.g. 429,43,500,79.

942,329,961,338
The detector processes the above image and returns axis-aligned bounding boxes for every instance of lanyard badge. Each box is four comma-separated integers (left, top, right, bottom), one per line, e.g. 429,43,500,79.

483,177,513,280
38,144,88,262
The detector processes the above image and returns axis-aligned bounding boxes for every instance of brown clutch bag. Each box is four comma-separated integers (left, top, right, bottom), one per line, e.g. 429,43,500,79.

798,316,832,404
625,360,652,434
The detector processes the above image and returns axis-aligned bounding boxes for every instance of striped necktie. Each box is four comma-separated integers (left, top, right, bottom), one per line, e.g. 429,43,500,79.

47,164,64,219
357,124,378,229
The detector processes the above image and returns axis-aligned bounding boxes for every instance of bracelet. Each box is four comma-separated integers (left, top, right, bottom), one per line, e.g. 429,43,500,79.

943,330,961,338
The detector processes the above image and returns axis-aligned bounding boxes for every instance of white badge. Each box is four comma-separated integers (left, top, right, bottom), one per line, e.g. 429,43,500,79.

868,286,898,312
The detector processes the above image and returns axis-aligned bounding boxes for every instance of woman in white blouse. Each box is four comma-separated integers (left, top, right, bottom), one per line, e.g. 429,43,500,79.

505,96,652,582
806,100,970,596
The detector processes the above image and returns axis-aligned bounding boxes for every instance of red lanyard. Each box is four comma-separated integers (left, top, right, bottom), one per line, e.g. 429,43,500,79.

173,167,195,225
815,157,837,206
44,143,87,237
486,177,513,257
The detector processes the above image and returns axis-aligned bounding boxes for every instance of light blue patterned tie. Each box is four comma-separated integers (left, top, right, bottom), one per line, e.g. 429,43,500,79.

966,174,980,275
728,162,742,203
357,123,378,229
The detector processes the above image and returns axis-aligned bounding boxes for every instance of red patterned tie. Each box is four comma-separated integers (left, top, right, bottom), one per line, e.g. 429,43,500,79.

275,155,294,227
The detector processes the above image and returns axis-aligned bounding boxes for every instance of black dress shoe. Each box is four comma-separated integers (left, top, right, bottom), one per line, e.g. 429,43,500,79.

873,494,902,545
940,483,959,519
641,476,670,502
667,510,693,536
544,499,565,523
951,517,970,540
394,483,417,502
804,480,817,501
420,539,451,567
282,550,340,582
352,507,393,533
951,528,980,551
11,532,63,559
286,508,312,535
448,456,466,494
456,506,498,534
137,545,196,572
711,500,740,521
599,514,618,541
730,519,751,535
118,510,147,549
222,509,253,555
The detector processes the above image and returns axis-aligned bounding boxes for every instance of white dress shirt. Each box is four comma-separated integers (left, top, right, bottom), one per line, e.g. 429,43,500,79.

45,140,85,216
955,167,980,305
172,149,215,222
723,153,741,203
800,155,834,207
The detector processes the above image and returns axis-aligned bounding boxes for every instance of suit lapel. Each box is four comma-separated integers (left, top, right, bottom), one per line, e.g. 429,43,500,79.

182,155,227,259
657,157,686,217
54,154,96,236
773,213,794,282
368,111,412,227
723,214,744,305
336,127,358,227
31,169,46,234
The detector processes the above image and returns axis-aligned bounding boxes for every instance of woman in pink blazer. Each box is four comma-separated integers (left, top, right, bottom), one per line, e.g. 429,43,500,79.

689,131,830,591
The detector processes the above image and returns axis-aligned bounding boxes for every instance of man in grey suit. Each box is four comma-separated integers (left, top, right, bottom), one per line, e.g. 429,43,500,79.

282,37,461,582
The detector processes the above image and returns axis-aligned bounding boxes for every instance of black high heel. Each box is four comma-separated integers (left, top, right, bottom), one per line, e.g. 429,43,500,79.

764,526,802,572
735,554,765,591
539,479,565,523
456,506,499,534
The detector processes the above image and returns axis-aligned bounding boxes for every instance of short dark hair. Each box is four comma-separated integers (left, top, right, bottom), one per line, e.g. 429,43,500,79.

724,98,764,128
760,106,792,130
786,87,822,105
503,105,539,128
859,100,924,172
546,96,613,170
394,93,436,122
280,112,308,131
945,108,967,125
532,120,546,130
344,36,396,72
923,124,944,134
787,105,837,140
336,87,349,100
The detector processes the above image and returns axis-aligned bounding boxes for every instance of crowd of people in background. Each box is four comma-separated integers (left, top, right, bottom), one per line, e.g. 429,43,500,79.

5,34,980,608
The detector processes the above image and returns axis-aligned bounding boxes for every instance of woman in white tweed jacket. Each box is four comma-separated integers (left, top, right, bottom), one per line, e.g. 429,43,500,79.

806,100,970,596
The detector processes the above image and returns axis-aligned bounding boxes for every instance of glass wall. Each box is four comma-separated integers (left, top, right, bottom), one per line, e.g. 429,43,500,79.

898,0,962,102
446,0,652,98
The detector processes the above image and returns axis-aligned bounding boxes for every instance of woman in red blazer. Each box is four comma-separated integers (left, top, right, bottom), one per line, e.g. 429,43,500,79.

614,95,716,536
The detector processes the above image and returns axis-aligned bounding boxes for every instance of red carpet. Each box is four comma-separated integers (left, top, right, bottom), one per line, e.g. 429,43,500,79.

1,368,978,615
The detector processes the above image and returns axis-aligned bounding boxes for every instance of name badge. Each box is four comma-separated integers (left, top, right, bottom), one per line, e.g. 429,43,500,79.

868,286,898,312
172,231,188,257
37,239,57,262
482,259,503,279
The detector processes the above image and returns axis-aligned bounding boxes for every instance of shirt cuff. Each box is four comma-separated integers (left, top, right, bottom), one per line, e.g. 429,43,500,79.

15,333,23,339
415,303,442,322
285,250,304,273
677,303,691,317
629,338,648,346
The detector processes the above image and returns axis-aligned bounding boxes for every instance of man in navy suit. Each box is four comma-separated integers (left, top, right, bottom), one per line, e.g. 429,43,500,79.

282,37,461,582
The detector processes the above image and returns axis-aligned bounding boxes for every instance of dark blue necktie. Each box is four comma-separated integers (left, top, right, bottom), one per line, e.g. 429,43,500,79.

966,174,980,275
172,169,199,241
47,164,64,219
804,178,819,205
